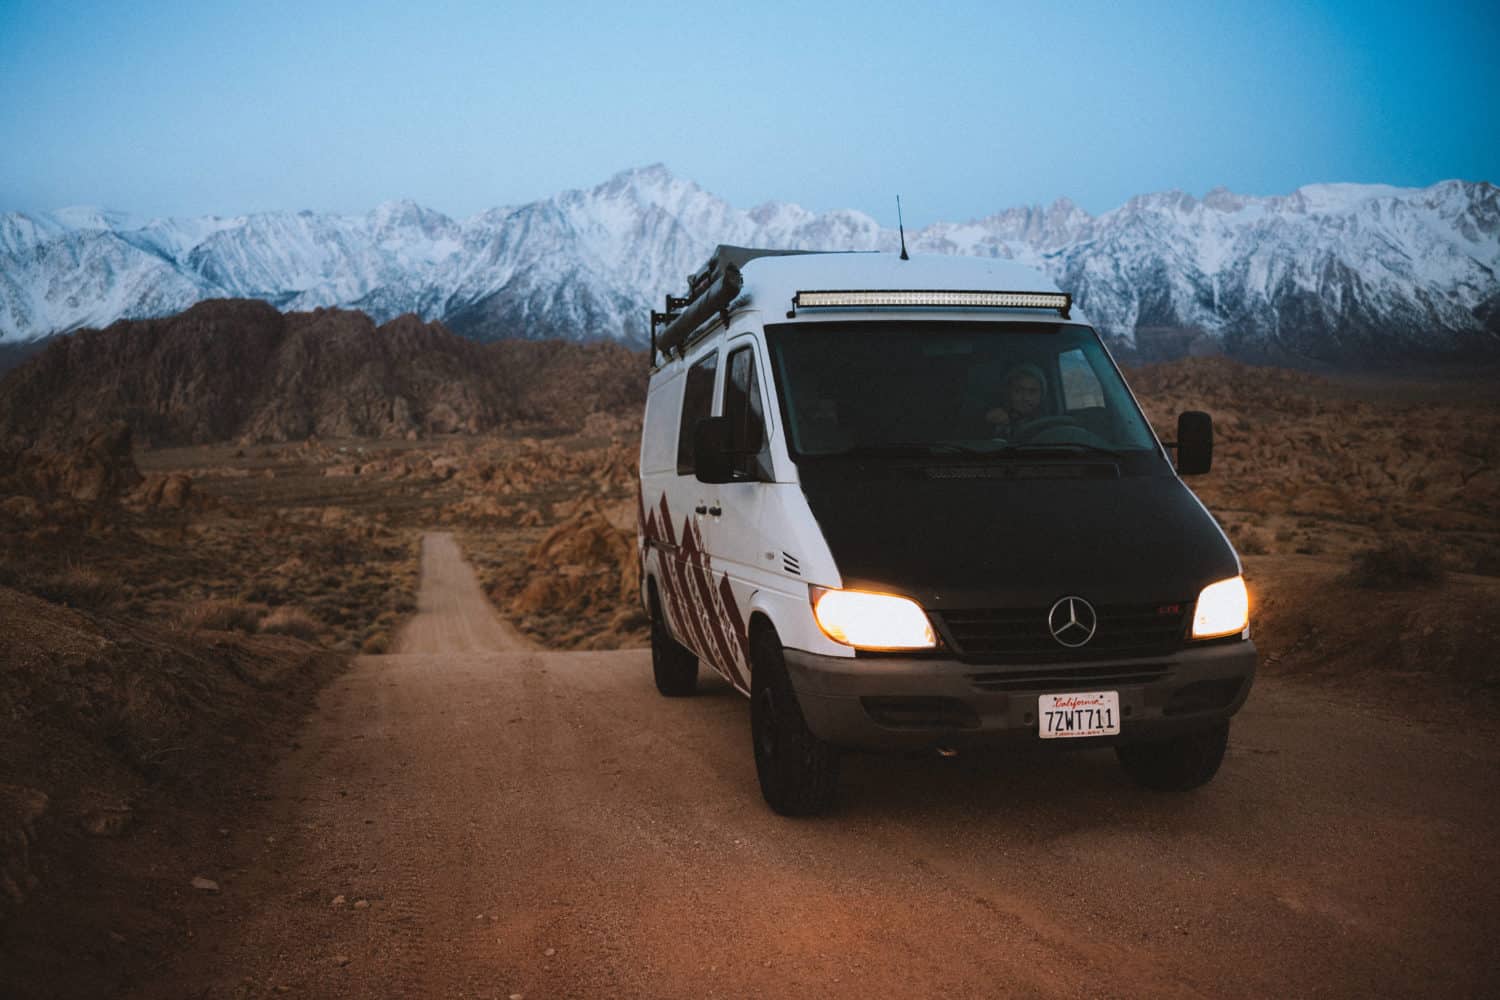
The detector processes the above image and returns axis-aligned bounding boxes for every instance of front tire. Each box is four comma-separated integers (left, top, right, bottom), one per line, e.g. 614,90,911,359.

1116,721,1229,791
649,586,697,697
750,624,839,816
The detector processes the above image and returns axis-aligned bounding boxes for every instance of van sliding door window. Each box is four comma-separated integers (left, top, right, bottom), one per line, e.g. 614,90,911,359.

725,345,772,481
676,352,718,475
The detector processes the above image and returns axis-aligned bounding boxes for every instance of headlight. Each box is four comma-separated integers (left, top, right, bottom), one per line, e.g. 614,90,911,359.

811,587,936,650
1192,576,1249,639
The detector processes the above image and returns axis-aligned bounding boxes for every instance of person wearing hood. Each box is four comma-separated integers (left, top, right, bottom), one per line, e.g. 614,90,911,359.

985,363,1047,438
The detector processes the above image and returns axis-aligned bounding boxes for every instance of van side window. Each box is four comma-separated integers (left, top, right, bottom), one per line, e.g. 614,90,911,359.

642,376,685,475
725,345,772,480
1058,348,1106,411
675,351,718,475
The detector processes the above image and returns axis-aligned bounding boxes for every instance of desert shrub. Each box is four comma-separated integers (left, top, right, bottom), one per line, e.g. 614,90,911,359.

1345,540,1446,590
237,581,281,603
360,633,389,654
28,566,124,611
311,600,350,625
1237,529,1269,555
180,598,263,633
260,606,321,641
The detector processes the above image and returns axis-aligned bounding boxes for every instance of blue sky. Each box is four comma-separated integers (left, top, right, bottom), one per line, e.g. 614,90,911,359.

1,0,1495,225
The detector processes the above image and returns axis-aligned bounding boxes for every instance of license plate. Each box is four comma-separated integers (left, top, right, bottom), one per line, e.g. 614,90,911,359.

1038,691,1121,739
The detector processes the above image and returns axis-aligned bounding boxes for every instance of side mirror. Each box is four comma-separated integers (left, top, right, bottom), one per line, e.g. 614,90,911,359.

694,416,734,484
1176,411,1213,475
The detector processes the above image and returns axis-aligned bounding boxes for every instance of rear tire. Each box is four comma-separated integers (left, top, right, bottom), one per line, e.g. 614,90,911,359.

1116,721,1229,792
750,624,839,816
649,586,697,697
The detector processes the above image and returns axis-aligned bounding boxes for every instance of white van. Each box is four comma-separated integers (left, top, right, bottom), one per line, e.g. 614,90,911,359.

637,246,1255,815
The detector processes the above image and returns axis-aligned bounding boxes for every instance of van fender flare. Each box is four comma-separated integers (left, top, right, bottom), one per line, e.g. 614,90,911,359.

744,591,781,671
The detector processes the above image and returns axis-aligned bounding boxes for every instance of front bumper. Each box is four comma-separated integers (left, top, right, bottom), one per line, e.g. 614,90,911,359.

784,640,1256,751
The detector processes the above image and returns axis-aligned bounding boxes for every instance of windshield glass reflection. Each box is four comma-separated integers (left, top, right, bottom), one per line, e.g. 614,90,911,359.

765,321,1161,460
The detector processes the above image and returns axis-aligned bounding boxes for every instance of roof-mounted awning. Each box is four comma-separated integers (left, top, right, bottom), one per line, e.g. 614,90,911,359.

791,289,1071,319
651,245,856,366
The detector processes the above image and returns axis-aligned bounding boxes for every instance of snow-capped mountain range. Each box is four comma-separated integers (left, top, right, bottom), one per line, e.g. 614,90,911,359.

2,165,1496,359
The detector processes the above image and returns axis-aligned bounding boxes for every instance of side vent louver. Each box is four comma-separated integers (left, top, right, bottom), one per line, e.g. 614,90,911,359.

782,553,801,576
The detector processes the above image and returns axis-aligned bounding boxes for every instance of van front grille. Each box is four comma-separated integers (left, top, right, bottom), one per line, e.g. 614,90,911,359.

969,662,1171,693
933,602,1188,664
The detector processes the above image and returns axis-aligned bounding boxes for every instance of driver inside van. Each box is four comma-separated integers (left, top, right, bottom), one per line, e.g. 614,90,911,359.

985,363,1048,438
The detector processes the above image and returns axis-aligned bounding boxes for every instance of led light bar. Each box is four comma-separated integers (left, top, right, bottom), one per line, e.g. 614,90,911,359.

793,289,1071,318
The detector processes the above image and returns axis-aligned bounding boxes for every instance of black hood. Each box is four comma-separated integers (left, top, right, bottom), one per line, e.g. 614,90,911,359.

798,461,1239,610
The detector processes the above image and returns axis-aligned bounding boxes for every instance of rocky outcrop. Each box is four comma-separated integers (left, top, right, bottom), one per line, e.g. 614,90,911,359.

0,423,215,537
510,503,639,617
0,421,142,508
0,300,645,447
53,423,143,503
128,473,193,511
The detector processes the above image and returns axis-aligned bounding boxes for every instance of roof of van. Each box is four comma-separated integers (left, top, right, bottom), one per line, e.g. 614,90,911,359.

735,251,1088,325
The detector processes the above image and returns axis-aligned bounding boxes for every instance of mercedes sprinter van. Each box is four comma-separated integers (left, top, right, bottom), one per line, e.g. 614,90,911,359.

637,246,1255,815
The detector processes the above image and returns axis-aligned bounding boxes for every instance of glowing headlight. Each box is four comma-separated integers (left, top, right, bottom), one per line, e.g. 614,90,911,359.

1192,576,1249,639
811,587,936,650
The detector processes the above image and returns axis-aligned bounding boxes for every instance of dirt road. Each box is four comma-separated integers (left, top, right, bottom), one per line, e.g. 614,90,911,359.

390,533,537,656
141,532,1499,999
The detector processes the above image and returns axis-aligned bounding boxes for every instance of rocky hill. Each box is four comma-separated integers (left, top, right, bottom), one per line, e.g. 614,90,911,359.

3,166,1496,361
0,300,645,448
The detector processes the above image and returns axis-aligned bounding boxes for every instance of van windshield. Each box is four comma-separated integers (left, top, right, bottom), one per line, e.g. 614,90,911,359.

765,321,1162,461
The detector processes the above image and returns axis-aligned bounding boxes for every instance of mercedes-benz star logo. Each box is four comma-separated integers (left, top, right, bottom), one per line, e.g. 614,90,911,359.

1047,596,1098,648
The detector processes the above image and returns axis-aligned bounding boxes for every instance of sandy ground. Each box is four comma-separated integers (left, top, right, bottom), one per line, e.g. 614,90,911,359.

135,532,1500,999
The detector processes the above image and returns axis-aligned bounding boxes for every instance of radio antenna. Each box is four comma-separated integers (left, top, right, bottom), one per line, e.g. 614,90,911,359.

897,195,910,260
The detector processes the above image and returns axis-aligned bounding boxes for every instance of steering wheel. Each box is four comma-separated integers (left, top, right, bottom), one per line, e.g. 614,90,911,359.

1013,415,1081,440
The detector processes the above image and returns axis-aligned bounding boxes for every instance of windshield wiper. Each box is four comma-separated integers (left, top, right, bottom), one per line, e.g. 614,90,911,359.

995,442,1127,458
814,441,1130,461
821,441,992,458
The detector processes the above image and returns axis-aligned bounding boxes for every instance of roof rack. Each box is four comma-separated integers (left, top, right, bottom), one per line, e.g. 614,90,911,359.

650,245,825,366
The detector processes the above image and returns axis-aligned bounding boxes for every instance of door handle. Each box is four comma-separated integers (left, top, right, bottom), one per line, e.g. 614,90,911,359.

708,504,722,517
695,504,708,515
